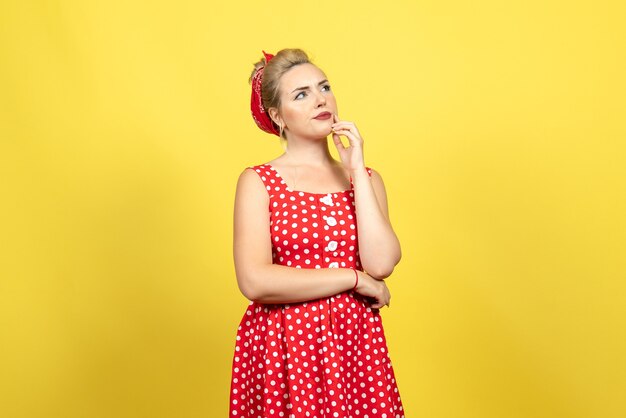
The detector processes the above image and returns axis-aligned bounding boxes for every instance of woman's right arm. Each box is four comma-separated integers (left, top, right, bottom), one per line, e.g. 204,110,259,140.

233,168,390,308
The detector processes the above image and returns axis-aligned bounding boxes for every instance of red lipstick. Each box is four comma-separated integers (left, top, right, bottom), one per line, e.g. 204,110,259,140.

314,112,332,120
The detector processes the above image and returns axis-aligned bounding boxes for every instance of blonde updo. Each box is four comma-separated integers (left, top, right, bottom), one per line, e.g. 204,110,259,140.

249,48,312,140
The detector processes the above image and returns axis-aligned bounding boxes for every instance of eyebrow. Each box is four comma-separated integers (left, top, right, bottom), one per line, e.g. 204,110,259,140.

290,79,329,94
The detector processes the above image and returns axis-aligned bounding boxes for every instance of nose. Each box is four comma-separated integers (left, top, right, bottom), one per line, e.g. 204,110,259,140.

315,91,326,107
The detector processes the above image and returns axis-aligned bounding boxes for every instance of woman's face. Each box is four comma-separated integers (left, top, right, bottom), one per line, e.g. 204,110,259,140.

270,63,338,140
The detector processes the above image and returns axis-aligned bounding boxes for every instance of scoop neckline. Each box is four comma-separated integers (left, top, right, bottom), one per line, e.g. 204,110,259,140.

264,163,354,196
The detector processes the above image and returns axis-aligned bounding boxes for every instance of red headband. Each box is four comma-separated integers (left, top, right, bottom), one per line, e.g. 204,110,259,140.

250,50,280,137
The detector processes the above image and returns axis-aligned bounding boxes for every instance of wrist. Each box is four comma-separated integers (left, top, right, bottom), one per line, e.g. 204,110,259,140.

352,269,359,291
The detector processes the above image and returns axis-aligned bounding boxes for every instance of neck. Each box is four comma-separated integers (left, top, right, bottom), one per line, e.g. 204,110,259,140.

283,134,335,166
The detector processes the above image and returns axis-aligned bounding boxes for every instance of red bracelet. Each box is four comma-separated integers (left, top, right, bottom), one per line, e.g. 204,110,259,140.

352,269,359,291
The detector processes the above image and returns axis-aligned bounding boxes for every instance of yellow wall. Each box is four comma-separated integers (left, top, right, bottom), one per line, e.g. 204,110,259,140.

1,1,624,417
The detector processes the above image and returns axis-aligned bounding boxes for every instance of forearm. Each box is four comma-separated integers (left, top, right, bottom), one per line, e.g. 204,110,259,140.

236,264,358,304
351,167,401,278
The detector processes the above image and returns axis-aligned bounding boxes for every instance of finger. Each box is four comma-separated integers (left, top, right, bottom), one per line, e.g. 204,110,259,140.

331,117,358,132
332,133,346,150
332,128,360,146
332,124,359,134
332,127,357,135
331,123,357,133
331,125,360,136
331,121,357,128
332,121,355,127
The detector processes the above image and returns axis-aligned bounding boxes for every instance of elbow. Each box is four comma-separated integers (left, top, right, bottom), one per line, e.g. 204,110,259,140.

363,250,401,280
236,271,262,301
237,281,256,301
235,262,276,302
364,263,395,280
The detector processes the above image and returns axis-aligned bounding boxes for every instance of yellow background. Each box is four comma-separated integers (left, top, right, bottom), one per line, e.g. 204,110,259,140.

1,1,624,417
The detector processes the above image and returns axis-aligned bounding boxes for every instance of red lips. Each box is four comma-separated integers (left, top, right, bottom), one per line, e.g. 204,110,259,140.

314,112,332,120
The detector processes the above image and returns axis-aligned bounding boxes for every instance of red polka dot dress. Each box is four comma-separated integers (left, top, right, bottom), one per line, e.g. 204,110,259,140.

229,163,405,418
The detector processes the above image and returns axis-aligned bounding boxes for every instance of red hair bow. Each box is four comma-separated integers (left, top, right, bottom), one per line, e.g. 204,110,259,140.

250,50,280,136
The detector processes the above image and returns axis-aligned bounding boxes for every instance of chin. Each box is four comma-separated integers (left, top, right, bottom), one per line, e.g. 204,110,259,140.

301,127,332,140
318,128,333,139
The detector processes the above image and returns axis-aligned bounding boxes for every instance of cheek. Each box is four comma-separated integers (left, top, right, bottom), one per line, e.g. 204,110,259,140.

282,106,307,124
281,104,298,119
327,96,338,110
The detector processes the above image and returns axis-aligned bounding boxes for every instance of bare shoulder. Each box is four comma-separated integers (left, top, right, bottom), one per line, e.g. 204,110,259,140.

237,166,265,190
235,167,269,204
368,166,381,178
368,167,386,187
266,155,288,170
367,167,391,219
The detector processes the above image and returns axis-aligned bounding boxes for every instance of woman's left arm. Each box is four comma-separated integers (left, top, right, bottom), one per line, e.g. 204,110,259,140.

331,113,402,279
351,166,402,279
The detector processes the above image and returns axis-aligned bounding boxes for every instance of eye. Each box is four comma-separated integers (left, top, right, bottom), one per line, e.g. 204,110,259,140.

295,91,306,100
323,84,331,91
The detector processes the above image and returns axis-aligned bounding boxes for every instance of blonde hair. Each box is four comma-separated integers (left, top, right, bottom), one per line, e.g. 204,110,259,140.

248,48,312,141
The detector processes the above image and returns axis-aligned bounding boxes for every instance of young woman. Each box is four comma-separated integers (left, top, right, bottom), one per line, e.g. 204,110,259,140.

229,48,405,417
